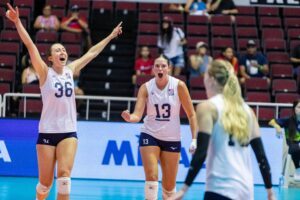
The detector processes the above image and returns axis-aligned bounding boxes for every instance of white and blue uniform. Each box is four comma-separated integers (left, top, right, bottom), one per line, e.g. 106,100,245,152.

37,67,77,146
206,94,254,200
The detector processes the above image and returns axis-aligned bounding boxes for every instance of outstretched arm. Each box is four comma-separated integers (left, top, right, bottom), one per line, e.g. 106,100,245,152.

6,3,47,85
121,84,147,123
68,22,123,74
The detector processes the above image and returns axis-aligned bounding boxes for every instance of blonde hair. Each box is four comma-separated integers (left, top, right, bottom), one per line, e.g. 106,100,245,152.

208,60,250,145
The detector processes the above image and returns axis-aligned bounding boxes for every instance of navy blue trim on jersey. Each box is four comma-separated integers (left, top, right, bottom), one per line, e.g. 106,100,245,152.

139,132,181,152
37,132,77,146
204,191,232,200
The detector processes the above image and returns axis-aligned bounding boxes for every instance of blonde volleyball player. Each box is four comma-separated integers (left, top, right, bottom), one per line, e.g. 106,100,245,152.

169,60,276,200
121,55,198,200
6,3,122,200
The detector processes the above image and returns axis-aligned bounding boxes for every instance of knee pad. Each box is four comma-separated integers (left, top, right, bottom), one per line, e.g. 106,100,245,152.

145,181,158,200
56,177,71,195
36,182,50,196
162,187,176,199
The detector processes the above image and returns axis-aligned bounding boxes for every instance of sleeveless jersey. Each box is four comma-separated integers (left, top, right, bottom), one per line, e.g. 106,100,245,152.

141,76,181,141
206,94,254,200
39,67,77,133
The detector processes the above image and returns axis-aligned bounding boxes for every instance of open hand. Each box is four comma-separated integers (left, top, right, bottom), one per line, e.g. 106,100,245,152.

6,3,19,23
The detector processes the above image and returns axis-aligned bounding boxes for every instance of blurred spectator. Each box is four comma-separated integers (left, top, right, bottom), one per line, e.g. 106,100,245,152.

290,44,300,76
269,100,300,181
189,41,212,77
185,0,208,16
168,4,185,13
217,46,239,75
33,4,60,32
158,16,187,76
60,5,92,49
239,40,270,85
207,0,238,21
21,54,39,85
132,46,154,85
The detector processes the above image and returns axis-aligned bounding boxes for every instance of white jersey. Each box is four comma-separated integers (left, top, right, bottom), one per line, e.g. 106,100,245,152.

206,94,254,200
39,67,77,133
141,76,181,141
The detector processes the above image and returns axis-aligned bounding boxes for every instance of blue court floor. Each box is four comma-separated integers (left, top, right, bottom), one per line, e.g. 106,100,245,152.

0,177,299,200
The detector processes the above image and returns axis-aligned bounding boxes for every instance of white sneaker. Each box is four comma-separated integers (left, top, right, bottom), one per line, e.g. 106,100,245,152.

294,168,300,181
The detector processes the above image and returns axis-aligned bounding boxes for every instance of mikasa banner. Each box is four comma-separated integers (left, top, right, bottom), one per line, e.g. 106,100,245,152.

250,0,300,6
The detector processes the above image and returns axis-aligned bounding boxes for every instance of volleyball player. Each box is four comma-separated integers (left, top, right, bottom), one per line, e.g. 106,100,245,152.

121,55,198,200
6,4,122,200
169,60,276,200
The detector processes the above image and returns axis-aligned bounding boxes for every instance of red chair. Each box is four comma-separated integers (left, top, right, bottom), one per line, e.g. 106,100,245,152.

136,75,153,87
267,52,290,64
245,78,269,92
18,7,32,23
138,23,159,35
236,6,255,16
139,3,160,12
60,32,82,44
22,84,40,93
211,26,233,38
162,13,184,25
260,17,282,28
187,25,208,37
65,44,82,58
116,2,137,11
69,0,90,10
271,64,293,79
236,27,258,39
187,37,209,49
46,0,67,8
174,75,186,83
0,42,20,61
246,92,271,103
0,83,10,95
258,7,279,17
272,79,297,95
35,31,58,43
275,93,299,103
211,38,234,50
290,40,300,52
264,39,286,53
137,35,157,47
19,99,43,115
51,8,65,19
257,107,275,121
262,29,284,40
284,18,300,30
283,8,300,18
14,0,34,9
280,108,293,118
211,15,232,26
0,69,14,82
3,18,27,30
0,0,10,6
92,1,113,10
190,76,205,90
187,15,209,25
236,16,256,27
0,55,16,70
237,39,260,51
36,43,51,57
287,29,300,42
139,13,160,23
191,90,207,100
0,30,21,42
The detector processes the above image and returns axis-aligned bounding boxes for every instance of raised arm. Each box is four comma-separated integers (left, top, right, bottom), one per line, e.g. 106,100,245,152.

6,3,48,85
178,81,198,153
121,84,148,123
68,22,123,74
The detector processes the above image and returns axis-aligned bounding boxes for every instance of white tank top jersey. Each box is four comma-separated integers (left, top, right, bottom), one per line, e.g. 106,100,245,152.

141,76,181,141
206,94,254,200
39,67,77,133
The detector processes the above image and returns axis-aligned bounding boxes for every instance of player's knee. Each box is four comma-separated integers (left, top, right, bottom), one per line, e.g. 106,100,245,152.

56,177,71,195
57,169,71,178
145,181,158,200
146,173,158,181
36,182,51,196
162,187,176,199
